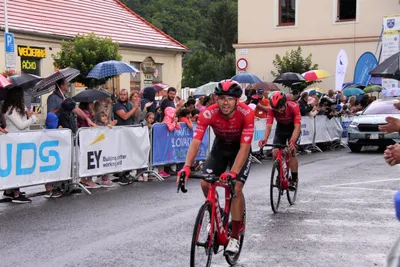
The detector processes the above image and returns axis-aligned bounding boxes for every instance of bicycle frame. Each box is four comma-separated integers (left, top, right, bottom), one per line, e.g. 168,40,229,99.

275,147,292,190
206,181,232,247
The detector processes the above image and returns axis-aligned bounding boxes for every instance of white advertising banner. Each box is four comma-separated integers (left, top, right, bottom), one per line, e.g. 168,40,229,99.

299,116,315,145
341,116,354,144
314,116,342,143
251,119,277,152
335,49,348,90
382,30,400,90
0,129,73,190
77,126,150,177
326,117,343,141
384,15,400,31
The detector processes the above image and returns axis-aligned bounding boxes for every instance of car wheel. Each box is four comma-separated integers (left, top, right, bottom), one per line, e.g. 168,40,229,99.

349,143,362,153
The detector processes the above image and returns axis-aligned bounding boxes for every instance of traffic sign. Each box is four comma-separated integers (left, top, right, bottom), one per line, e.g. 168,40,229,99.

5,33,14,53
236,58,248,71
4,33,16,68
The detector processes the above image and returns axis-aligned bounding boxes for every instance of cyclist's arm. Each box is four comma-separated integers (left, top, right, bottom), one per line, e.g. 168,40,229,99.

184,111,210,167
184,139,201,167
263,109,274,141
231,109,255,174
290,103,302,142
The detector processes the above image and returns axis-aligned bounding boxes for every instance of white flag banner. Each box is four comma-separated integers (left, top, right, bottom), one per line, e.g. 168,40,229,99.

0,129,73,190
77,126,150,177
335,49,348,90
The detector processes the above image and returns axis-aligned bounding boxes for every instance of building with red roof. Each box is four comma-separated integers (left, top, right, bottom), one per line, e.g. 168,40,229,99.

0,0,188,99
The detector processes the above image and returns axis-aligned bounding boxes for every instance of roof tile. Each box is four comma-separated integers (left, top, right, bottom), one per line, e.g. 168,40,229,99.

0,0,188,51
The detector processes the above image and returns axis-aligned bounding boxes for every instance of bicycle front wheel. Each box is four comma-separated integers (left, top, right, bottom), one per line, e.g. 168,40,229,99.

190,202,213,267
270,160,282,213
287,182,298,205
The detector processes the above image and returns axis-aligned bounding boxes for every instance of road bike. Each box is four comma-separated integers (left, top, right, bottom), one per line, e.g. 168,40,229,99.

268,143,298,213
177,173,246,267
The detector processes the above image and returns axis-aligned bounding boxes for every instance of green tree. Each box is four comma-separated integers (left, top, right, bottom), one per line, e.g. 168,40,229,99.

271,47,318,76
182,50,235,88
202,0,238,55
271,47,319,91
52,33,122,87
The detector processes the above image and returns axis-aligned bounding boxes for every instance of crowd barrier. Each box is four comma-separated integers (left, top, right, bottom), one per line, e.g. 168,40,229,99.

0,129,73,191
0,115,355,192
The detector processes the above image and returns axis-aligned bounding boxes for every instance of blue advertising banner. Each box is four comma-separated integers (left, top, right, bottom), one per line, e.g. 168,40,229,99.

353,52,378,86
152,123,209,165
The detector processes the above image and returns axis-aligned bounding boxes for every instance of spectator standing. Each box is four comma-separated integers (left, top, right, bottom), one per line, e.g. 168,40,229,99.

130,91,153,124
2,86,37,203
141,87,157,114
298,92,313,116
113,89,138,185
254,89,270,118
47,79,95,127
160,87,184,121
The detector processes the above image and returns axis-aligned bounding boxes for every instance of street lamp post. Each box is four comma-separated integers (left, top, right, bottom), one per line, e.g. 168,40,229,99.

4,0,8,33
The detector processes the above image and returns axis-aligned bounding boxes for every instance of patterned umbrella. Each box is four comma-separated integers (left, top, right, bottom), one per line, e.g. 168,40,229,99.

33,68,80,97
87,60,139,79
231,73,262,84
0,75,12,88
153,83,169,92
302,70,332,82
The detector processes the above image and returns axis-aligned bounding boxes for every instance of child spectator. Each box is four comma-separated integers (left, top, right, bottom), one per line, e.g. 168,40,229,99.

178,108,193,129
93,111,117,187
191,109,200,123
163,107,181,131
158,107,181,177
143,112,155,130
58,98,78,134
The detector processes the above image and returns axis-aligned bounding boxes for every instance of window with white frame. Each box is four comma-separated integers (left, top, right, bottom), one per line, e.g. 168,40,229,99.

337,0,357,22
278,0,296,26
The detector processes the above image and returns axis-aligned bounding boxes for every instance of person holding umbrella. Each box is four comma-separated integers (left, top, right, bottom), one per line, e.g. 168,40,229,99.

47,79,96,127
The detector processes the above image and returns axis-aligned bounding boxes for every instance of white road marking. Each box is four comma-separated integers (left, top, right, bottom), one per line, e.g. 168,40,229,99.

323,186,397,193
321,178,400,188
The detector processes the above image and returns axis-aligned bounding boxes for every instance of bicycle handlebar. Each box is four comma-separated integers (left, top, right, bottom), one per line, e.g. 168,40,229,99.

177,173,188,194
177,173,237,198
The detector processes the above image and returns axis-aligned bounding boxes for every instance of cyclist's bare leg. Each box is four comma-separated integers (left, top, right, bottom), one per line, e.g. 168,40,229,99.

231,181,244,221
200,179,209,198
289,147,298,173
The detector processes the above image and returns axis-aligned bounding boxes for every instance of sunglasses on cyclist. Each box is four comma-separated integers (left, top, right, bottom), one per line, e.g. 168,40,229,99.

218,95,237,102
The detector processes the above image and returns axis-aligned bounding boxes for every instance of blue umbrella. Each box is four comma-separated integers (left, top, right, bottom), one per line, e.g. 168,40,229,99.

343,87,365,97
87,60,139,79
231,73,262,84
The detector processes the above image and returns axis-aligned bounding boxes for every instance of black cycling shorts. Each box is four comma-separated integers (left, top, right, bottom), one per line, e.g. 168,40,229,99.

202,140,251,184
273,123,300,145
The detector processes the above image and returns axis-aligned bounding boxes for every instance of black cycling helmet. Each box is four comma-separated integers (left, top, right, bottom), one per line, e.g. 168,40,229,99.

269,91,287,109
214,80,243,98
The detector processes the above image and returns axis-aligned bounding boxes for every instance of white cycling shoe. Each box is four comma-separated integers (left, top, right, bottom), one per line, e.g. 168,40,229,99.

225,237,240,254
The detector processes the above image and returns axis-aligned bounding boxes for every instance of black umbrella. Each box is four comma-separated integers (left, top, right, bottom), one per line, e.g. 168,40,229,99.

72,89,110,102
33,68,80,97
273,72,306,86
9,74,42,90
369,52,400,80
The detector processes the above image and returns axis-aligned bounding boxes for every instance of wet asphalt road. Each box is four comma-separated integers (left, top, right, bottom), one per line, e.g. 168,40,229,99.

0,148,399,267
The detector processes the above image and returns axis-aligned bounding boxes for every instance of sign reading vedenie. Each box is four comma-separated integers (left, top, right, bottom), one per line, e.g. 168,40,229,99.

77,126,150,177
0,129,72,190
17,45,46,76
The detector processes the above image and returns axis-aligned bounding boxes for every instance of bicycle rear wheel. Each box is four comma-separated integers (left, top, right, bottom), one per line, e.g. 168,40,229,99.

225,197,246,266
270,160,282,213
190,202,213,267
